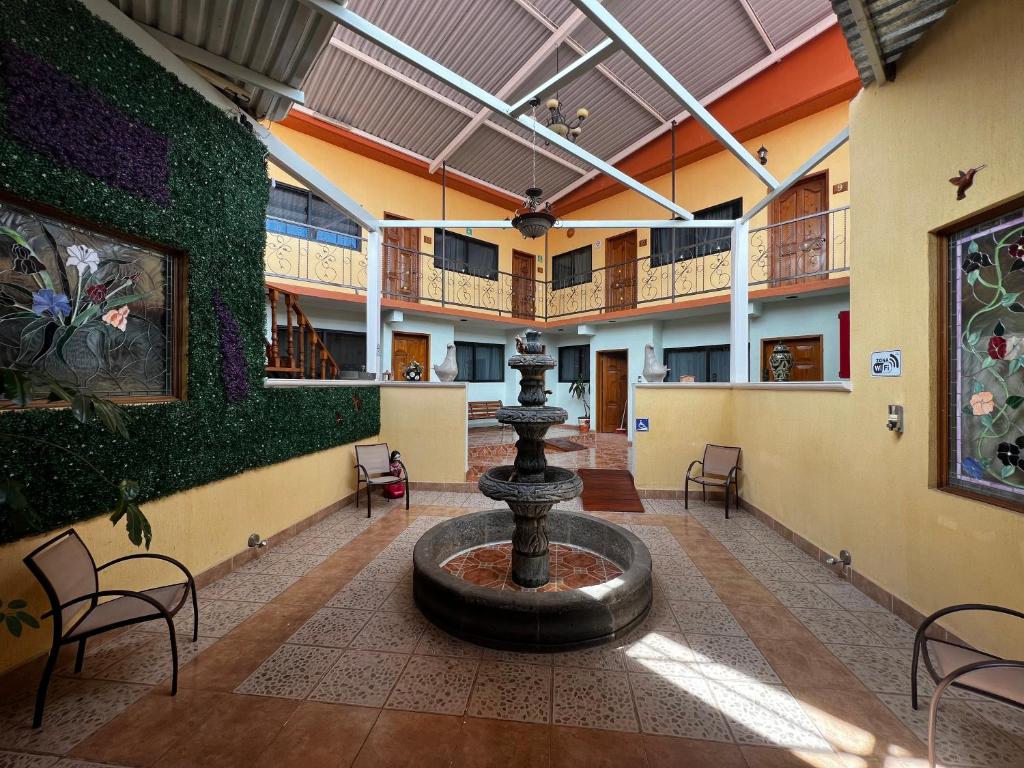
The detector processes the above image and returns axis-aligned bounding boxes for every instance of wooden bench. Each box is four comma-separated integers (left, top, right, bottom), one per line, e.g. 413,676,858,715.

468,400,503,422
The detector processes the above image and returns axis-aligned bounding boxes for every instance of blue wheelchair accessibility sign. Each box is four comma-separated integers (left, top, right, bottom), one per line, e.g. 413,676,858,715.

635,418,649,432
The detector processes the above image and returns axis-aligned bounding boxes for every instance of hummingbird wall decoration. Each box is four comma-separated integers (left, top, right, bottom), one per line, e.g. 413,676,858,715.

949,165,986,200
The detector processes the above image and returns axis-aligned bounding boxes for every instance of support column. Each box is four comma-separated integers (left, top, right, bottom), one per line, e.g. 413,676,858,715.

730,220,750,383
366,230,382,376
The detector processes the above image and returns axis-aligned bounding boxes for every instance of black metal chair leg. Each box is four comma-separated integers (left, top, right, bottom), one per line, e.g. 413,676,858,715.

366,485,372,518
190,583,199,643
167,618,179,695
911,639,922,710
724,486,731,519
702,485,706,503
32,646,60,728
405,477,410,510
684,478,689,509
74,638,87,673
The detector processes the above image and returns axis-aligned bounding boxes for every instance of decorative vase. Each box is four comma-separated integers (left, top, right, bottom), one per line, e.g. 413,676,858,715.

768,342,794,382
642,343,668,382
578,417,590,433
403,360,423,381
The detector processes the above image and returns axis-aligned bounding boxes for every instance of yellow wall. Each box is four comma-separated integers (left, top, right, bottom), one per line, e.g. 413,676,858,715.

633,0,1024,658
379,383,467,484
0,383,469,675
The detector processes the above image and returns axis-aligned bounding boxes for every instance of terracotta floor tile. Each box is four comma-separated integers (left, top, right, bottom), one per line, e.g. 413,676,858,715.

69,688,230,766
151,693,299,768
173,638,279,692
273,576,349,607
705,576,779,605
225,601,319,644
549,725,647,768
454,717,551,768
730,604,817,642
788,687,926,760
738,745,880,767
642,735,746,767
254,701,378,768
754,638,868,691
352,710,462,768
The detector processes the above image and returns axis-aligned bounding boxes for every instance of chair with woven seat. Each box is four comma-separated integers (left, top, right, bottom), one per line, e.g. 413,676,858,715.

355,442,409,517
684,444,741,518
911,603,1024,768
23,529,197,728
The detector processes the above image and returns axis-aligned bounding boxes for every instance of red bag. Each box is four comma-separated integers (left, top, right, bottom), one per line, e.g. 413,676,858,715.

382,456,404,499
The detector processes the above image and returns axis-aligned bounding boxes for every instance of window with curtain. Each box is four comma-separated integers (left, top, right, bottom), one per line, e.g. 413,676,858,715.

650,198,742,267
558,345,590,383
940,202,1024,508
454,341,504,382
552,245,592,290
663,345,730,382
266,181,361,249
432,230,499,281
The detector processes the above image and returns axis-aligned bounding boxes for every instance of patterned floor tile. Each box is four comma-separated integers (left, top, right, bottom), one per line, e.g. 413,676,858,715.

791,608,889,647
709,680,831,750
622,629,703,677
378,581,416,612
552,667,639,732
761,581,842,610
349,611,427,653
65,631,156,676
414,625,484,658
686,634,781,684
787,560,845,584
764,540,817,563
88,635,217,685
309,650,409,707
850,611,919,649
966,698,1024,743
286,607,373,648
467,661,552,723
815,583,889,613
641,597,683,633
669,601,746,636
259,553,330,576
879,693,1024,767
550,644,624,671
234,644,340,699
384,655,478,715
826,643,932,696
0,751,57,767
479,647,553,666
0,678,148,754
656,573,722,603
629,673,733,741
326,580,396,611
354,557,411,582
743,559,805,583
204,573,299,603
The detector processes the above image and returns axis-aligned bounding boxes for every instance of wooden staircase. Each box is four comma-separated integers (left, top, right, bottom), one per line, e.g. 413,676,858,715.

266,285,341,379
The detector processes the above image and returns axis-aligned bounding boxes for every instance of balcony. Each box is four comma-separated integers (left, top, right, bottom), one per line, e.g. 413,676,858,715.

263,206,849,322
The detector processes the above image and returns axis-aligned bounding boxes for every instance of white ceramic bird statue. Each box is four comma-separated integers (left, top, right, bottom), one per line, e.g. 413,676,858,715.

433,342,459,382
642,343,668,383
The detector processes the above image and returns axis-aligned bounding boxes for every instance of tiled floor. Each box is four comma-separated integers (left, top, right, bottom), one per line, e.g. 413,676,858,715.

3,495,1024,767
467,425,629,480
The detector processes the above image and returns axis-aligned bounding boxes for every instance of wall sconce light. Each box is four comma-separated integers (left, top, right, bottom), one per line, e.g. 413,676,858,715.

757,145,768,166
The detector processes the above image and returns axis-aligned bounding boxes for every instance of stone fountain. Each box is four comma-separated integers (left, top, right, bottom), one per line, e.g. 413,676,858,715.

413,330,653,651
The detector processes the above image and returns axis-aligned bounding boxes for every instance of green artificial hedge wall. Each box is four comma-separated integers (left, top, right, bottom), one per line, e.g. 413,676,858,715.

0,0,379,544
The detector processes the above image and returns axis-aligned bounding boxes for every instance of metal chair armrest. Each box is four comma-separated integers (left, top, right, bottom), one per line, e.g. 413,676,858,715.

50,588,173,624
915,603,1024,649
397,459,410,482
97,553,195,586
354,463,371,482
686,459,703,480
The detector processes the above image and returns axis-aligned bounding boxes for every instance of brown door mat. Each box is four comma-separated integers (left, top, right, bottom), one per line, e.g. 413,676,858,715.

545,438,588,452
576,468,644,513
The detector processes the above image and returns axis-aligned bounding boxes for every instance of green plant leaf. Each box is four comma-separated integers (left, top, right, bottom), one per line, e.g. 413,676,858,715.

100,293,148,311
5,615,21,637
0,226,31,249
1008,396,1024,409
973,380,985,394
969,240,980,254
71,304,100,328
1003,293,1022,307
981,414,995,429
967,330,982,346
7,599,26,610
982,356,999,369
1001,464,1016,479
967,270,979,286
17,612,39,629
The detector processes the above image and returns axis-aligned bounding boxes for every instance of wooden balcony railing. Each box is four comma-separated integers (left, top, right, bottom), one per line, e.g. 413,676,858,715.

265,285,341,379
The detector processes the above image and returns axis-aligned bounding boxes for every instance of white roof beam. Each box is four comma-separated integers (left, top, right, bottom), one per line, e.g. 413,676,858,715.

508,38,617,117
846,0,889,84
549,16,836,203
741,127,849,224
313,2,692,219
379,219,735,229
737,0,776,53
76,0,377,232
140,24,305,105
328,40,586,177
568,0,780,189
428,9,592,173
509,0,665,122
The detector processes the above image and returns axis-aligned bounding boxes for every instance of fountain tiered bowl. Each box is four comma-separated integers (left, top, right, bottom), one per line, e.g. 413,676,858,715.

412,330,653,651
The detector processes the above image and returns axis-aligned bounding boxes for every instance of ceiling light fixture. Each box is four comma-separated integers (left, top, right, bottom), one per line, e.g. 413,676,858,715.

542,46,589,143
511,102,557,239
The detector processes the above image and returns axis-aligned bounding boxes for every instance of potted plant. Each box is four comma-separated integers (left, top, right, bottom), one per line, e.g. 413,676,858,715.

569,376,591,432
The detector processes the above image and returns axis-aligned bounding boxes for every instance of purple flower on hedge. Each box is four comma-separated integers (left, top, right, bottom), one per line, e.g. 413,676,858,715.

962,457,985,479
211,289,249,403
31,288,70,319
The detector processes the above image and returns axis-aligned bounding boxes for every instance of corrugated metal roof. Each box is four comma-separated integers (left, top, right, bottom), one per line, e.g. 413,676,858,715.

831,0,958,85
298,0,842,197
107,0,335,122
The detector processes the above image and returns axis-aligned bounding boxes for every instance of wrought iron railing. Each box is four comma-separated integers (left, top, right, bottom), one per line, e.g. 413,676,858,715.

264,217,367,291
263,207,849,320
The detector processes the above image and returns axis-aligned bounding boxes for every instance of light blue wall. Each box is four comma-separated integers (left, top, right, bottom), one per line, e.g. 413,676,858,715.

749,293,847,381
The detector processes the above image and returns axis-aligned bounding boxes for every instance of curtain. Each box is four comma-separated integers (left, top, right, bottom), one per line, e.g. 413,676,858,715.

651,199,741,266
665,349,707,382
558,345,589,382
268,184,308,223
473,345,502,381
708,347,730,382
454,343,474,382
552,246,591,290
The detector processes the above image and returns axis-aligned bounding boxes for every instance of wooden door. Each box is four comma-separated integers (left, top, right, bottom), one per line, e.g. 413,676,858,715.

761,336,823,382
392,332,430,381
768,173,828,285
604,231,637,311
383,213,420,302
597,350,629,432
511,250,535,319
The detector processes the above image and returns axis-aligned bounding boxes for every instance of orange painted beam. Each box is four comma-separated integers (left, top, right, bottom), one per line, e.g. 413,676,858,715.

554,26,860,215
275,111,521,210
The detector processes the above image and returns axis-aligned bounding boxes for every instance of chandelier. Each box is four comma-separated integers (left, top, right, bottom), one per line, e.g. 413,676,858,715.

511,105,558,239
540,46,589,143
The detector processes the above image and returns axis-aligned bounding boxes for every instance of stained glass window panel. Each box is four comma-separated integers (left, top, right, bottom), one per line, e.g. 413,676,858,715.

947,204,1024,505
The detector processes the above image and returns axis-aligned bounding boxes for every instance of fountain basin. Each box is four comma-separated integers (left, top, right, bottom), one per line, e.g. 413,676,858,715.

478,465,582,504
413,509,653,651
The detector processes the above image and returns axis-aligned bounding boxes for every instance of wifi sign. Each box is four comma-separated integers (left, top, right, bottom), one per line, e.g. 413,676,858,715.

871,350,902,377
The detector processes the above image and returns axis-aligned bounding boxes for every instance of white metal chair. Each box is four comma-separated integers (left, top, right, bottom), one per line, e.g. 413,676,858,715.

354,442,409,517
